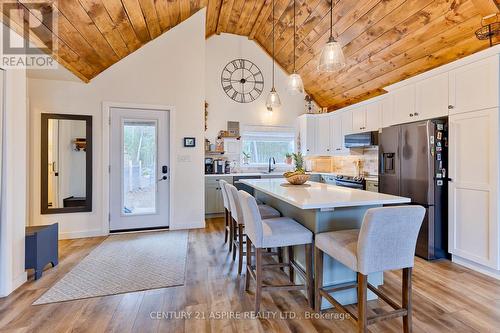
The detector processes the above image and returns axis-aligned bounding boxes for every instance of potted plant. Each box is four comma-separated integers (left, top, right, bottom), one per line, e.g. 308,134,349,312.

242,151,250,165
283,152,309,185
285,152,293,165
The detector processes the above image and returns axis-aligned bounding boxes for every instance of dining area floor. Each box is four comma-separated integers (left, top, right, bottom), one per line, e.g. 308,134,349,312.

1,218,500,333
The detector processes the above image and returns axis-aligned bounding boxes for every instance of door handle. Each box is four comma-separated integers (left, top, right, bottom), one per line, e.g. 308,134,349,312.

158,175,168,182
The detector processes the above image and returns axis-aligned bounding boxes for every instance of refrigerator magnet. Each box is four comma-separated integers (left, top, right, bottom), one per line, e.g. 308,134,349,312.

436,141,442,147
437,132,442,140
436,173,442,179
430,136,435,144
437,124,444,131
436,146,442,152
437,180,443,186
437,153,442,161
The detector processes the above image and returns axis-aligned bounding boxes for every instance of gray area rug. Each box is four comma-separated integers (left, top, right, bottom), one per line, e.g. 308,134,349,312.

34,230,188,305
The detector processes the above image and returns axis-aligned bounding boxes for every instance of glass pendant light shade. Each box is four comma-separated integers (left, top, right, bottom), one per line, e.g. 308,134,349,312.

287,73,304,95
266,87,282,108
318,36,346,72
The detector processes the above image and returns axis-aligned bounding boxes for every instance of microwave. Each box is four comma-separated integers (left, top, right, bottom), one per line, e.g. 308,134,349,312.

344,131,378,148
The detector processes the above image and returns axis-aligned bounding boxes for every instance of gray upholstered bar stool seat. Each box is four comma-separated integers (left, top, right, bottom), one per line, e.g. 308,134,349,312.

225,183,281,274
238,190,314,313
314,206,425,333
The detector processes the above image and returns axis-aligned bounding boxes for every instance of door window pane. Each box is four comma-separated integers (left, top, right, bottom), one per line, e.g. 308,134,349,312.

122,120,157,215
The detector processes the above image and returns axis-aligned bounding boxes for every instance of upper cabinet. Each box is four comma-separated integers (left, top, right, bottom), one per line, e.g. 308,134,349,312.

392,84,416,125
351,102,381,133
381,95,395,128
298,115,318,156
316,115,332,155
415,72,449,120
449,56,499,115
330,114,343,153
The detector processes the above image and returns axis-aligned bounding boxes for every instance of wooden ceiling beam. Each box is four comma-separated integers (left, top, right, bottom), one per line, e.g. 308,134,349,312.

205,0,221,36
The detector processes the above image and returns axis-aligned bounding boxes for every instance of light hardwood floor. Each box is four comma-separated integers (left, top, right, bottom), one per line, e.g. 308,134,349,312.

1,218,500,333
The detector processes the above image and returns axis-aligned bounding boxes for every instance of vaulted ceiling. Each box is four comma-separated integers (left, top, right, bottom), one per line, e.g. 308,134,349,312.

2,0,499,109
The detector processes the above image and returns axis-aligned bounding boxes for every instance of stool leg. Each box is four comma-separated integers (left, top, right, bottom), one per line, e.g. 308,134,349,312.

314,246,323,312
255,247,263,313
357,273,368,333
287,246,295,283
305,243,314,309
277,247,284,271
232,219,238,261
245,238,252,291
224,209,229,244
228,214,233,253
403,267,413,333
238,224,244,275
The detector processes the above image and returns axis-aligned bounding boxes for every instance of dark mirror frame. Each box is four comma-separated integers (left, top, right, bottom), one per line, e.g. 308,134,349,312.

41,113,93,214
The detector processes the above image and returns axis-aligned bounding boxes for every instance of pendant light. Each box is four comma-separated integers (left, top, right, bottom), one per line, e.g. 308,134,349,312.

318,0,345,72
266,0,281,110
287,0,304,95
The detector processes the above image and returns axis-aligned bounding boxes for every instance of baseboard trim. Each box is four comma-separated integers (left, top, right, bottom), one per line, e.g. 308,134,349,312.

452,255,500,280
169,221,205,230
1,272,28,298
59,229,107,240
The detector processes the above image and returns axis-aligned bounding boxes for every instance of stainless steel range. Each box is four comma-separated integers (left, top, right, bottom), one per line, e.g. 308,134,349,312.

334,175,366,190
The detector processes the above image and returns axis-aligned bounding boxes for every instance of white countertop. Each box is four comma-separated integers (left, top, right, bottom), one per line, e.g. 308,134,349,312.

205,172,378,182
240,178,409,210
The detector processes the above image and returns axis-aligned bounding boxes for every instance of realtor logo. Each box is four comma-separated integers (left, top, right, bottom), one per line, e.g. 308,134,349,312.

1,0,58,69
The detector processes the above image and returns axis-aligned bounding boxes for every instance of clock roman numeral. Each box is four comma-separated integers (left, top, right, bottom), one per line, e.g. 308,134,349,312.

223,85,232,92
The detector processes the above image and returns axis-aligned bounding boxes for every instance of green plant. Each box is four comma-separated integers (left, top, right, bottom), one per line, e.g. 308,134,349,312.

285,152,292,158
292,152,304,172
242,151,250,159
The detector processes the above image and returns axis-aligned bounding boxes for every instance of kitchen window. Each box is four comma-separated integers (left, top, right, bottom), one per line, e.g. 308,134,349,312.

241,125,295,166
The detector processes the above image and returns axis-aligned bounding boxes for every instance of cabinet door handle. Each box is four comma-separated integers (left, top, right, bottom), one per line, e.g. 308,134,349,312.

414,112,419,116
409,113,414,117
448,105,454,109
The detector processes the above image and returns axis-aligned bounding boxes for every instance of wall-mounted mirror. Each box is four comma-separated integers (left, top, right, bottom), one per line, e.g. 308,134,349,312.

41,114,92,214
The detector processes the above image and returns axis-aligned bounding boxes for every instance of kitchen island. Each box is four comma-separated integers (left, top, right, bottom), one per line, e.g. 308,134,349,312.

240,178,411,307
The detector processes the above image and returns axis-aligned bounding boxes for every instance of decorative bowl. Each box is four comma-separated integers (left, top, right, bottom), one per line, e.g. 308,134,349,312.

285,173,310,185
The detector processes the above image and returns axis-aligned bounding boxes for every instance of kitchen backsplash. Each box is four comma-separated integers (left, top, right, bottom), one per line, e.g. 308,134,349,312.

307,147,379,177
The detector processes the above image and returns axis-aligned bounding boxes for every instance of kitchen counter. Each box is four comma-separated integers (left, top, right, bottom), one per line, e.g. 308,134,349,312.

240,178,406,210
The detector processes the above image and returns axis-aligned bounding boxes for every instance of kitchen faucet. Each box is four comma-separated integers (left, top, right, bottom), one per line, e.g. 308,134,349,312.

268,157,276,173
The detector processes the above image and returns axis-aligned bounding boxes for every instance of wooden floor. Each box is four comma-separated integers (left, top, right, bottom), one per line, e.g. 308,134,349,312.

1,218,500,333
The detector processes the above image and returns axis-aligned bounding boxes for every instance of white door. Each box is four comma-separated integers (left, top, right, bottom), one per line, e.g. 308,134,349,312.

110,107,170,231
448,108,499,269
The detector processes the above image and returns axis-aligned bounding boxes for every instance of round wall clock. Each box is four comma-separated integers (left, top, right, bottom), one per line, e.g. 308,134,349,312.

221,59,264,103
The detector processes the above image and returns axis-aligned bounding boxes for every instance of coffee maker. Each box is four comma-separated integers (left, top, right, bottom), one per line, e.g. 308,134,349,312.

205,157,214,174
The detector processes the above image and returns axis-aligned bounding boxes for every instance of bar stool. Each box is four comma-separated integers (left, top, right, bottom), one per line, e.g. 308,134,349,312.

218,179,231,250
225,183,281,274
238,190,314,313
314,206,425,333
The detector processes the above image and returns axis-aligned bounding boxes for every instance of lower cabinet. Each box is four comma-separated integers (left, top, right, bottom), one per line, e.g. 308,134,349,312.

205,176,233,215
448,108,499,270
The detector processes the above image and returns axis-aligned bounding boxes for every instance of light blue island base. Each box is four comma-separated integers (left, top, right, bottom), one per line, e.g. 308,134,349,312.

255,190,384,309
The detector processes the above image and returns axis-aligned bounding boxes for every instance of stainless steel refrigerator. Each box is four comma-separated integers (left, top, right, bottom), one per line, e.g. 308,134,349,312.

378,119,449,260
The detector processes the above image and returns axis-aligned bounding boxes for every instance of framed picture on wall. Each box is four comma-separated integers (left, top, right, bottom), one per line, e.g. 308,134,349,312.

184,137,196,147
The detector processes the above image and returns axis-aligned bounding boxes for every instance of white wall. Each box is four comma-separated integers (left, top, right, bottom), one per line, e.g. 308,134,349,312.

28,10,206,238
205,34,312,143
0,24,28,297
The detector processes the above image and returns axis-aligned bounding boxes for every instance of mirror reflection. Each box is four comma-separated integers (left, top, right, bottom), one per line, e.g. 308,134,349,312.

42,114,92,214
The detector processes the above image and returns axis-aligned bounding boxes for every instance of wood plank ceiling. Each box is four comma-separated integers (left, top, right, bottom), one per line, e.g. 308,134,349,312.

2,0,499,109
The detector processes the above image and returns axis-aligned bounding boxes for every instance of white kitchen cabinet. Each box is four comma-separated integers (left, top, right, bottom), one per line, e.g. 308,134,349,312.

381,95,395,128
298,114,318,156
449,55,499,115
365,101,382,131
392,84,416,125
449,108,499,270
415,72,449,120
316,115,332,155
340,110,353,136
330,113,343,153
351,106,366,133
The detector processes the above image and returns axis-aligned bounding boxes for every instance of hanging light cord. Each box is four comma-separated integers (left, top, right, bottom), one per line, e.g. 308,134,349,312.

272,0,275,89
330,0,333,39
293,0,296,73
